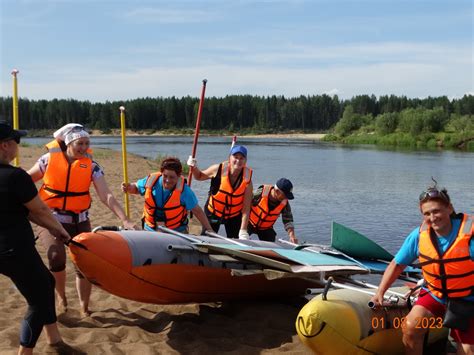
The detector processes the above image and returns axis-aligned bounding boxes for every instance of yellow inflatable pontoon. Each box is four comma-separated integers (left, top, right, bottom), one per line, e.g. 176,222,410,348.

296,287,448,354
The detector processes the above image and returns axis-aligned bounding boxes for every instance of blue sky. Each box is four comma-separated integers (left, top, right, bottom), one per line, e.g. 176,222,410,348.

0,0,472,102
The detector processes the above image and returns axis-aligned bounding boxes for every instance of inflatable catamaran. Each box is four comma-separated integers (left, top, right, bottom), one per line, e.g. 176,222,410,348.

68,222,420,304
68,222,449,353
296,286,448,354
68,224,369,304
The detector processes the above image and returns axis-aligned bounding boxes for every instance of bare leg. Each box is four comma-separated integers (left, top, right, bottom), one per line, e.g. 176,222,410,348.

18,346,33,355
53,270,67,312
457,343,474,355
76,276,92,316
402,305,431,355
44,323,63,344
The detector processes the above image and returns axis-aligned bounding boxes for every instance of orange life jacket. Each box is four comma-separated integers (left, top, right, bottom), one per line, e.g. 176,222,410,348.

142,172,188,230
38,140,92,213
249,185,287,230
418,213,474,299
207,161,252,220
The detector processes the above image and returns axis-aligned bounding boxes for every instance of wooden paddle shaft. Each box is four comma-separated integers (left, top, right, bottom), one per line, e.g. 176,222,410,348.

187,79,207,186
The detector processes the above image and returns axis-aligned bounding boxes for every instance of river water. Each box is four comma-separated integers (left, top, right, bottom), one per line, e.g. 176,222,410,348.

24,136,473,254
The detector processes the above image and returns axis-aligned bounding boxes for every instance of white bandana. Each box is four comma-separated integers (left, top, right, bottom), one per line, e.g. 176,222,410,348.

53,123,83,142
65,130,90,145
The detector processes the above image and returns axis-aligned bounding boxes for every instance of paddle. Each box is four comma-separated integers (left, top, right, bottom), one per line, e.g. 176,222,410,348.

187,79,207,187
330,222,422,276
11,69,20,167
119,106,130,218
205,230,248,246
331,221,394,261
157,225,247,246
156,225,204,244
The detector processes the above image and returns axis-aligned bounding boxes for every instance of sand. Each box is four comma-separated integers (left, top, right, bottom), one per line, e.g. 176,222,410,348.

89,129,326,141
0,145,311,354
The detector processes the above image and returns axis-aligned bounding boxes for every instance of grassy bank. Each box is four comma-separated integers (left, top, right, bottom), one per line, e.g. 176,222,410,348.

323,106,474,151
323,132,474,151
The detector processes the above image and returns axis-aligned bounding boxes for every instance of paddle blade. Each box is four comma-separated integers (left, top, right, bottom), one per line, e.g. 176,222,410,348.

331,222,394,261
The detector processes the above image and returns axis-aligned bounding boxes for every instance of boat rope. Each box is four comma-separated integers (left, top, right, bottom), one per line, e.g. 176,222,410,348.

405,279,425,309
322,277,334,300
65,238,87,250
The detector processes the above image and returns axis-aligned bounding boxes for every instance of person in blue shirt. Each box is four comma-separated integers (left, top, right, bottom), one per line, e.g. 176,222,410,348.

122,157,212,233
370,184,474,355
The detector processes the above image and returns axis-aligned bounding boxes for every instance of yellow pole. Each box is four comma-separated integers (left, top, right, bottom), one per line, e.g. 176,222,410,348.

11,69,20,167
119,106,130,218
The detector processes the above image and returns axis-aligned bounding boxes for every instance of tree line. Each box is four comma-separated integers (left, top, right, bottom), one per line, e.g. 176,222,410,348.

0,94,472,132
329,98,473,150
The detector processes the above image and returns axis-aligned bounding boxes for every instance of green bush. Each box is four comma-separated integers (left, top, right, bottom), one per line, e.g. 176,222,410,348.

375,112,399,135
334,106,370,136
378,133,416,147
344,134,378,144
422,107,449,133
426,138,438,149
446,114,474,133
322,134,339,141
467,140,474,151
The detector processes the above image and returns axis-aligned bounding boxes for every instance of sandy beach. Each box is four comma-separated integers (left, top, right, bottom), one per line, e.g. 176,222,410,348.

0,145,311,354
88,129,326,141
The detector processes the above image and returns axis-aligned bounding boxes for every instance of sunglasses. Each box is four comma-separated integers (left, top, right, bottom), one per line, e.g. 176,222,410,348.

419,188,449,203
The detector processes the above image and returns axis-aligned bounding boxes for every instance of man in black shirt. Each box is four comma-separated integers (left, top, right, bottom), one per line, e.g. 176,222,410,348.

248,178,298,243
0,122,71,354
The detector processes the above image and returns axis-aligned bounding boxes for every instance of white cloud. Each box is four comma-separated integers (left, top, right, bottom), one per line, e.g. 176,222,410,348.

6,59,470,102
325,88,340,97
2,35,471,102
122,39,472,69
240,42,472,66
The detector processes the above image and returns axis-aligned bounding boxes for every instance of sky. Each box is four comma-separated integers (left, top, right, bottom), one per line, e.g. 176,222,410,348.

0,0,472,102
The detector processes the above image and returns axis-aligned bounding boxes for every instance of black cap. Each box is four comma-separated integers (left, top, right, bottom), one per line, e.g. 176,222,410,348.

276,178,294,200
0,122,27,142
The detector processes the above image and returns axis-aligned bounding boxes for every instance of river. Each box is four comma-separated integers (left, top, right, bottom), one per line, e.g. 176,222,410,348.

24,136,473,254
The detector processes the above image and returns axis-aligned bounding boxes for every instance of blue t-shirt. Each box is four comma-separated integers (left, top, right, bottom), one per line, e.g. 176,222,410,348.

394,217,474,302
137,175,198,232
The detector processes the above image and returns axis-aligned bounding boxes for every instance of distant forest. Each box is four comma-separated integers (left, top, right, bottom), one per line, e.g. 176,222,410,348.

0,94,472,132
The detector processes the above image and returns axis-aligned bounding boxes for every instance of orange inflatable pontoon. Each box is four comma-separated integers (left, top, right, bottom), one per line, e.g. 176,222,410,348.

69,229,319,304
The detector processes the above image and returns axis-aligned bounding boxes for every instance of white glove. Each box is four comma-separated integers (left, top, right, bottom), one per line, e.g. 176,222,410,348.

187,155,197,167
238,229,250,240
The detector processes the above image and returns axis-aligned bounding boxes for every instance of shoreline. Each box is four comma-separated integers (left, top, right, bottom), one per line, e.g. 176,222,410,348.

91,130,327,140
27,128,327,141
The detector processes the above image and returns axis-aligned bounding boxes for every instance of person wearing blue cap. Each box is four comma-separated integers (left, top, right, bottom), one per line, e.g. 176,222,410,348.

187,145,253,239
247,178,298,243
